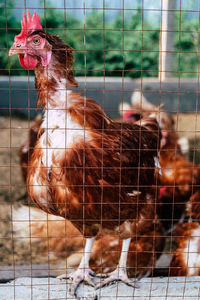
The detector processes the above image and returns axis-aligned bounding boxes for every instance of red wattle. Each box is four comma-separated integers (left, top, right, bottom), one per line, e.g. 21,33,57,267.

159,186,167,200
19,54,38,70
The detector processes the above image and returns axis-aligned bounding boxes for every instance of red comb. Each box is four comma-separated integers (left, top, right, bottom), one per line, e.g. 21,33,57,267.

15,9,42,43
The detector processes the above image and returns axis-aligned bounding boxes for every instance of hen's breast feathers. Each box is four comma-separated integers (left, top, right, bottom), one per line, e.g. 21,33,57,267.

27,93,161,233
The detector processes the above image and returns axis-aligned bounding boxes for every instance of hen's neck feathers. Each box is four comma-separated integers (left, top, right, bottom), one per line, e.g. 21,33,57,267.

35,54,71,109
34,55,111,130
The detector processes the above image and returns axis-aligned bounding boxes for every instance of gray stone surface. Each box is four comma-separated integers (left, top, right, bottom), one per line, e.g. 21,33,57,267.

0,276,199,300
0,265,55,281
0,277,95,300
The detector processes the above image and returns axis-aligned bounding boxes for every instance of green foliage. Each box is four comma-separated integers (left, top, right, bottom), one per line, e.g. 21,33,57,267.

0,3,198,78
174,11,199,77
0,1,26,75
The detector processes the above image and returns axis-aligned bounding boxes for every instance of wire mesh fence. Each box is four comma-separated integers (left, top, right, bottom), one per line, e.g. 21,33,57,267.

0,0,200,299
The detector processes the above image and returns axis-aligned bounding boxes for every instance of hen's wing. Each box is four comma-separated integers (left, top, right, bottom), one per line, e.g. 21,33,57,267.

63,117,160,197
106,117,161,191
60,117,161,233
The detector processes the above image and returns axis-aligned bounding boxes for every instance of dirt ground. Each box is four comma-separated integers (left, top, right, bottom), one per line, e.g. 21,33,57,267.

0,114,200,269
0,116,42,267
0,117,28,205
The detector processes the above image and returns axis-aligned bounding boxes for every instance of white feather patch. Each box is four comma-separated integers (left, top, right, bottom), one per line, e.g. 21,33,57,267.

183,228,200,275
40,90,91,171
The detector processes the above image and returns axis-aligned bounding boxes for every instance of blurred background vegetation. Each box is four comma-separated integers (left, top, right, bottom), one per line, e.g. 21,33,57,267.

0,0,199,78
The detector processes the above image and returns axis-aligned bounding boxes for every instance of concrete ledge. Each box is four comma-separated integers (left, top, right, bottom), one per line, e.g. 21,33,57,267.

0,276,199,300
0,77,199,119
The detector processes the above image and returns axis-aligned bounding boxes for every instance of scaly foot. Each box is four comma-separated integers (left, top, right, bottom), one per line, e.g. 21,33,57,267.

96,267,138,289
58,267,96,296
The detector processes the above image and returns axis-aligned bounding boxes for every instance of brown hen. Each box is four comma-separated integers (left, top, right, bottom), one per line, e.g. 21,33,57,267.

9,10,162,294
158,137,200,231
121,93,198,233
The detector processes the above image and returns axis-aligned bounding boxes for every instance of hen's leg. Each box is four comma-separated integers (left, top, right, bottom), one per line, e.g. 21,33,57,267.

96,237,137,289
58,237,96,295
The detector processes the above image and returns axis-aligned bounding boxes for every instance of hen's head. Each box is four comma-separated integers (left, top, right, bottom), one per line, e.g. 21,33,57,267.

9,10,77,85
9,10,50,69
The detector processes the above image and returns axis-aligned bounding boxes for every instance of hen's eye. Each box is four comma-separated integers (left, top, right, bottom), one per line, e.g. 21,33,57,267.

33,38,40,45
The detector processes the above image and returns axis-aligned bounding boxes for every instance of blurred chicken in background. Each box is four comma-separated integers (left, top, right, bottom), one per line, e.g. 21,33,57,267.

170,222,200,276
119,91,199,234
20,114,42,181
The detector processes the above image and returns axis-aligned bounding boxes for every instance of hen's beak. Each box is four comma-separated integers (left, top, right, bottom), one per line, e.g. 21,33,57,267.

8,42,24,56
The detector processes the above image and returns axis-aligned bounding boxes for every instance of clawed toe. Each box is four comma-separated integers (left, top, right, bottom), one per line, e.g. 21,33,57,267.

96,277,138,289
57,268,96,296
95,268,139,290
69,274,95,296
58,268,138,293
57,273,68,280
